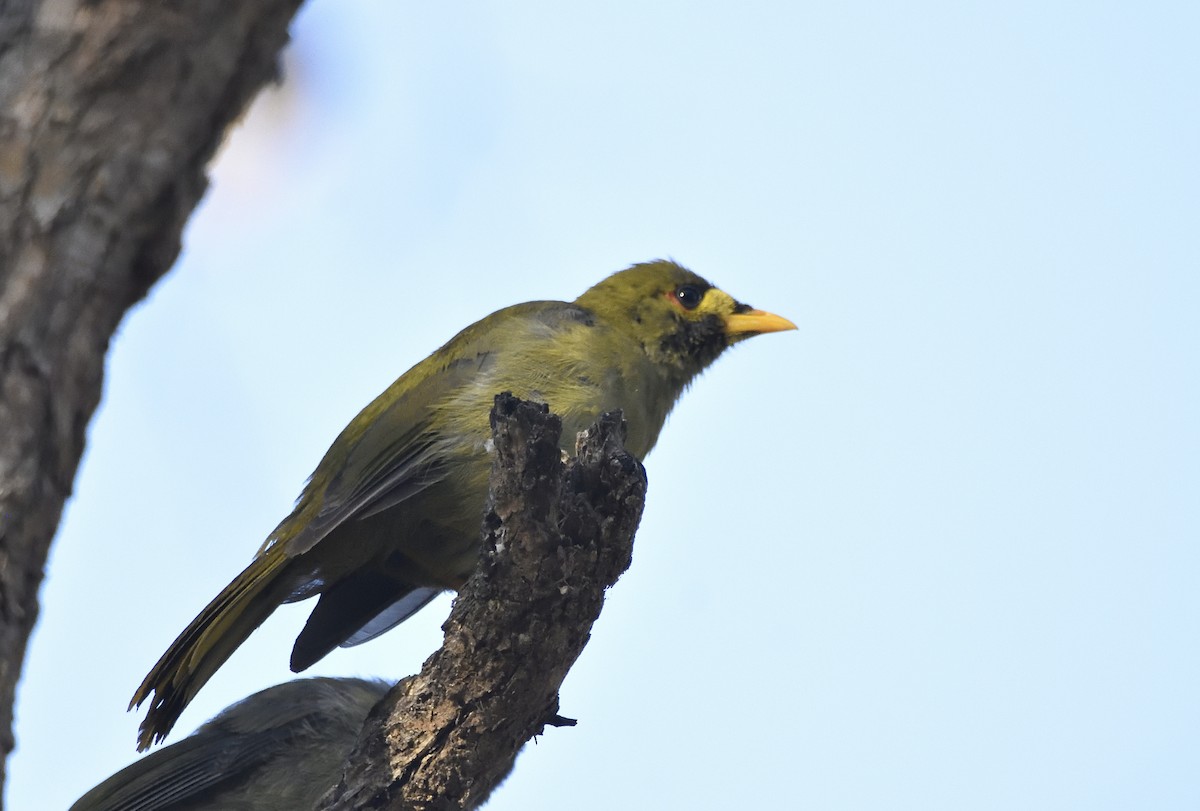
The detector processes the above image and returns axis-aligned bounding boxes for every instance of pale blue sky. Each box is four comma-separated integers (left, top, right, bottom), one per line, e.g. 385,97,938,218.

11,2,1200,809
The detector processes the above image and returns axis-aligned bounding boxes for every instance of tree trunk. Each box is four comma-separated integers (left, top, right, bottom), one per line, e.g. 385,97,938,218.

318,395,647,811
0,0,303,798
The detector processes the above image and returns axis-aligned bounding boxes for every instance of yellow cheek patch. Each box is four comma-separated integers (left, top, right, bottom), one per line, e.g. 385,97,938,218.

700,288,738,316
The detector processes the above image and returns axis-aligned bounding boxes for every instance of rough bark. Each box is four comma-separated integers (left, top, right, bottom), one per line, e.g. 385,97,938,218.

0,0,303,798
318,394,648,811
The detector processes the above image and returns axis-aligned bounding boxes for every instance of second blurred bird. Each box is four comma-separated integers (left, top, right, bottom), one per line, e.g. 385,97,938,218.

73,678,388,811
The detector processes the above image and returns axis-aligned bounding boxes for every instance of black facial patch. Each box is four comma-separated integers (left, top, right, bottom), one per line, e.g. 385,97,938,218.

658,312,727,371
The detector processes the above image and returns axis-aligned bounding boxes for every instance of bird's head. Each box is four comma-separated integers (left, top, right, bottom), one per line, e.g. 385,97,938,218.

575,259,796,381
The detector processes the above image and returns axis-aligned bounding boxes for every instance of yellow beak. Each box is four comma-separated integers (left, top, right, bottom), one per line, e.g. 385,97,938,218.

723,308,798,336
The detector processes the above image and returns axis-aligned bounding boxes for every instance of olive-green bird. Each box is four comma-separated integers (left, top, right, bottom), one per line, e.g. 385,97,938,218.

131,259,795,749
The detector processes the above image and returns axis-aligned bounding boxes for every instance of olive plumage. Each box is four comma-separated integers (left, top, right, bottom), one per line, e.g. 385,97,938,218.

131,260,795,749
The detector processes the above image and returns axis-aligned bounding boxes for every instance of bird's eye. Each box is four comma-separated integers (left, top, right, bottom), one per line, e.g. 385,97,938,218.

675,285,703,310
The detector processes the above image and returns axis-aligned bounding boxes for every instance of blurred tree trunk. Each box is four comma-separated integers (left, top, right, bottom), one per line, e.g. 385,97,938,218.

0,0,303,799
0,7,650,809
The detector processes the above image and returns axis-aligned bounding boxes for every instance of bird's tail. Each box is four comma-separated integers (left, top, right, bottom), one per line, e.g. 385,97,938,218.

129,549,297,750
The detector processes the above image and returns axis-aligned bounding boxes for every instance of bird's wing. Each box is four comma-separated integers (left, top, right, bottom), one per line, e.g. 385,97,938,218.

271,300,584,559
275,377,464,559
69,720,306,811
75,679,389,811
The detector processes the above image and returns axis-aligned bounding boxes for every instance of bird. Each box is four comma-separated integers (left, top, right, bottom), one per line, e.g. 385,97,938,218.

74,678,388,811
131,259,795,749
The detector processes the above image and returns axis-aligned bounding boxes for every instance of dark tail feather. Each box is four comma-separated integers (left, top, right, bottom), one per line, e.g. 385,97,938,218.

289,569,433,672
130,551,296,750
